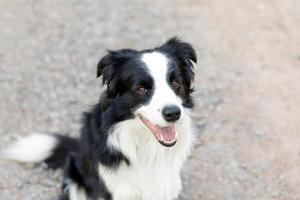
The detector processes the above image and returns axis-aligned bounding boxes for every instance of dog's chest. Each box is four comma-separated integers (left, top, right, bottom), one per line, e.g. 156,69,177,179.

99,151,183,200
99,119,192,200
133,152,182,200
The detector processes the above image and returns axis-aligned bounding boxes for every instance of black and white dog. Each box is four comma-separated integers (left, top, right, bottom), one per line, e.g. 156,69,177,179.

5,38,197,200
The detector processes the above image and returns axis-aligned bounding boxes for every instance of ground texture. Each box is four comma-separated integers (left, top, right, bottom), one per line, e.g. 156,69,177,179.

0,0,300,199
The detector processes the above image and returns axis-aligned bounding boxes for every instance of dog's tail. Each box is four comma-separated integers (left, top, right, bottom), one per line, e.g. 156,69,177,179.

3,133,79,169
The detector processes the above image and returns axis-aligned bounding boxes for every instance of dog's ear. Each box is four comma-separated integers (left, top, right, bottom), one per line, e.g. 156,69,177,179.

160,37,197,93
97,49,137,95
97,49,136,82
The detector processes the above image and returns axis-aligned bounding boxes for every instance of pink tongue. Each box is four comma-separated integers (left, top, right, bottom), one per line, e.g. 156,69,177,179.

156,125,176,142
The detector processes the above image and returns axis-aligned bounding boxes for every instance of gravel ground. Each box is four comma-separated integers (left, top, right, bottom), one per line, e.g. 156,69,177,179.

1,0,300,200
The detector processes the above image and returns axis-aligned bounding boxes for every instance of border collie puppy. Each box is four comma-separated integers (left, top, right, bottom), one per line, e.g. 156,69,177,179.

5,37,197,200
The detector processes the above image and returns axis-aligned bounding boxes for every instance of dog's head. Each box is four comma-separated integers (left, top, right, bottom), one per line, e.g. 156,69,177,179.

97,37,196,147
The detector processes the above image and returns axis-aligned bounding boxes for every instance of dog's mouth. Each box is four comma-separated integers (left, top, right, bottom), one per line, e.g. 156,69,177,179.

139,115,177,147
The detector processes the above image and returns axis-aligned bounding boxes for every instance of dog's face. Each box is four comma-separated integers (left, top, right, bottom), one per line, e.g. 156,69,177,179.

97,38,196,147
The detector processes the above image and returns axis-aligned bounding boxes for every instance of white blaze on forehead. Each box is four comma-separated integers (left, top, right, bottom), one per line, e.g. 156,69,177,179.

139,51,183,126
141,52,169,79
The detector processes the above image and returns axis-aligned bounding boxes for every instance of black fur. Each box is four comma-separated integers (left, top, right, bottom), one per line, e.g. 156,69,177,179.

42,37,196,200
158,37,197,108
45,134,79,169
159,37,196,86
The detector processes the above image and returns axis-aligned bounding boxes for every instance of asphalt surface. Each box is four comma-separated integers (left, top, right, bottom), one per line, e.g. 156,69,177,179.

1,0,300,200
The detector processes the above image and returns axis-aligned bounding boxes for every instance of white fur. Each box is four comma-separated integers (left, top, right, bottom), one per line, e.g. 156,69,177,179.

102,111,193,200
3,133,58,163
67,183,88,200
138,52,184,127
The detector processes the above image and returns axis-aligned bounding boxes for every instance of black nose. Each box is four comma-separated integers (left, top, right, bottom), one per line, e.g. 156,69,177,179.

162,106,181,122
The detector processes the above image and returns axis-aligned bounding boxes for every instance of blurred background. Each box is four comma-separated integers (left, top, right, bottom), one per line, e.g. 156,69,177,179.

0,0,300,199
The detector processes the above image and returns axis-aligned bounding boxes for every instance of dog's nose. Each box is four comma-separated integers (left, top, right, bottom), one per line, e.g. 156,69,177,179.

162,106,181,122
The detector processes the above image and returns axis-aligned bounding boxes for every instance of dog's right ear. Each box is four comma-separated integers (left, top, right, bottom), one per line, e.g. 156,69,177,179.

97,49,137,91
97,49,135,83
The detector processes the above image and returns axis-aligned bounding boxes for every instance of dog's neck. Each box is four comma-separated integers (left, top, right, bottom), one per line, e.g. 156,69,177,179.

107,113,193,166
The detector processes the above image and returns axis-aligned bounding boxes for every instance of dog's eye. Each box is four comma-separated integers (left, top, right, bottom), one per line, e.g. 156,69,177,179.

136,86,147,94
172,80,180,89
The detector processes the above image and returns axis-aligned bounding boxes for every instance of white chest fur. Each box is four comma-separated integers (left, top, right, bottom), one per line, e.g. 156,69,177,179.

99,115,193,200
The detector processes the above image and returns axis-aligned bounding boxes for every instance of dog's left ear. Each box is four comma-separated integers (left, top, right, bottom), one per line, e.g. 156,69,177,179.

159,37,197,93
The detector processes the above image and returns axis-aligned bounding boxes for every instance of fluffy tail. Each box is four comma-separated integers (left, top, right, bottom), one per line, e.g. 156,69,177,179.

3,133,79,169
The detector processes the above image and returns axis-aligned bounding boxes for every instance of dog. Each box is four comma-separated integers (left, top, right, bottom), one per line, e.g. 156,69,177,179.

5,37,197,200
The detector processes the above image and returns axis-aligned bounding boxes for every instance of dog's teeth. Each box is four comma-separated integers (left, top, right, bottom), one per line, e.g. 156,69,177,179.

163,139,173,144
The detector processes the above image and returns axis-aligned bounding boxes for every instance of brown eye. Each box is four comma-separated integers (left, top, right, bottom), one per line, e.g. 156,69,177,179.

172,80,180,89
136,86,147,94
